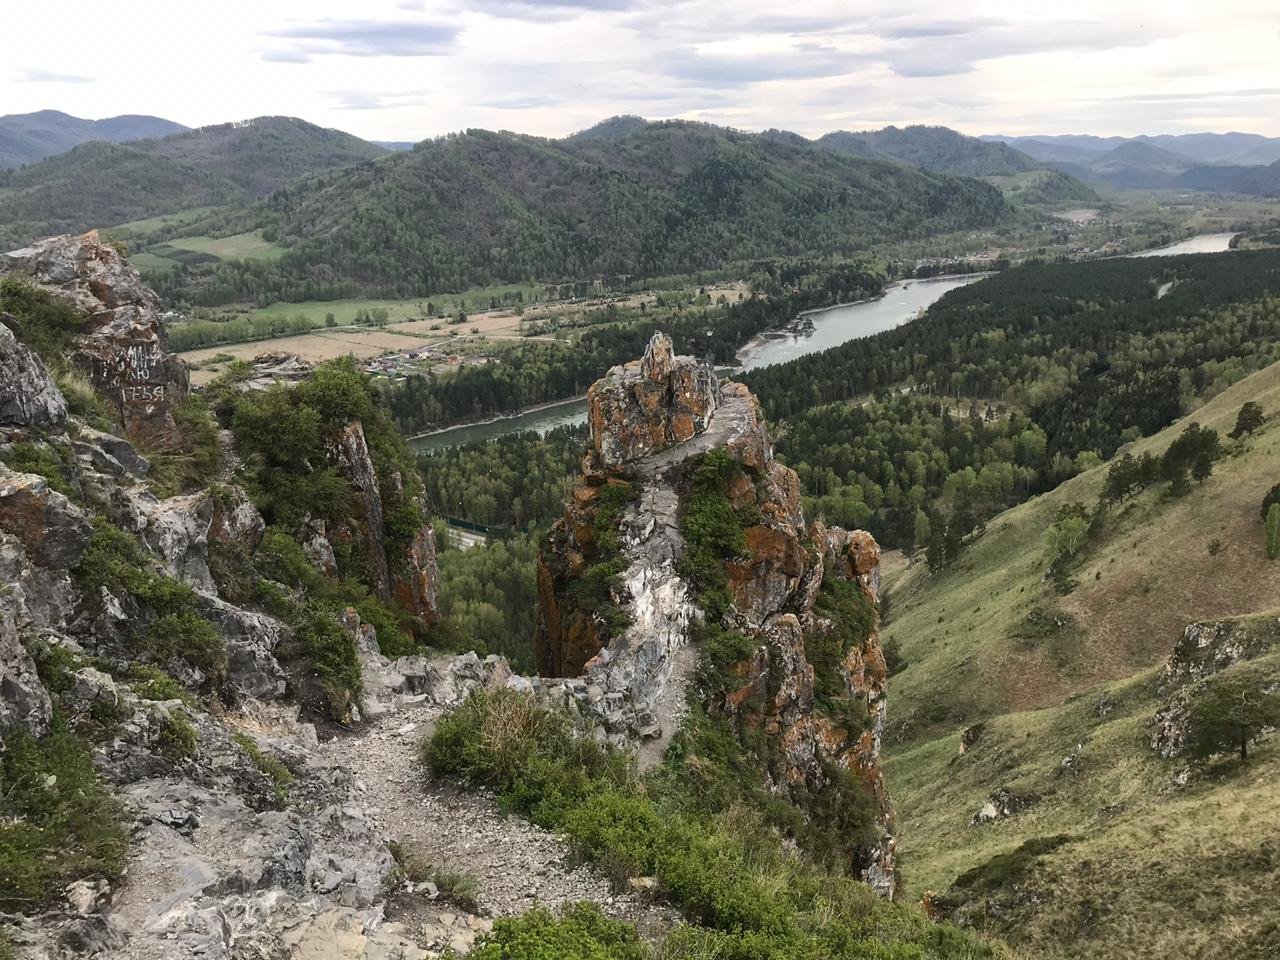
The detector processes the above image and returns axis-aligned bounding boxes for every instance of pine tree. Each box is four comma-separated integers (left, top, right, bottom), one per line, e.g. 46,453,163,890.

1266,503,1280,561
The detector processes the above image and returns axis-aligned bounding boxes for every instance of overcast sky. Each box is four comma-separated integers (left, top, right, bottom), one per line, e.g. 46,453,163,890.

5,1,1279,141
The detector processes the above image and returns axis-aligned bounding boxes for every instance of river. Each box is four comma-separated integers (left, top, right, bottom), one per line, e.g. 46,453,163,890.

412,234,1238,453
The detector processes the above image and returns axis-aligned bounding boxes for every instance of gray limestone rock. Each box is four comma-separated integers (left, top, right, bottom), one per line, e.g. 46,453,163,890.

0,315,67,428
0,604,53,739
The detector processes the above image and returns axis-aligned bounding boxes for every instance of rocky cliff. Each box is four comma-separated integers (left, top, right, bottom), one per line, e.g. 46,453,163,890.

534,333,898,897
0,245,464,958
1,232,188,446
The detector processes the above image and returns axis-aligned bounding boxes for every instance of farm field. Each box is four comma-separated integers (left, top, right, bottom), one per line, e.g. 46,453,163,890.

166,230,287,261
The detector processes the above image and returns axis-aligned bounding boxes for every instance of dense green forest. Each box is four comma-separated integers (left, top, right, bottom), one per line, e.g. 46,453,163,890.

417,251,1280,570
141,121,1009,306
419,425,585,529
134,117,389,197
380,262,881,432
817,125,1047,177
0,143,244,251
749,250,1280,450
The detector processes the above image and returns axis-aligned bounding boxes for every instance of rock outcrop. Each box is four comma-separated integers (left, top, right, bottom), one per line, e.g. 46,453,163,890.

1151,615,1280,757
534,332,898,897
1,232,188,446
0,316,67,428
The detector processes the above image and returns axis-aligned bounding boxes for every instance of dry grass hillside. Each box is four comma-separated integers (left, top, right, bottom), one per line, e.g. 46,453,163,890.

879,360,1280,959
884,359,1280,740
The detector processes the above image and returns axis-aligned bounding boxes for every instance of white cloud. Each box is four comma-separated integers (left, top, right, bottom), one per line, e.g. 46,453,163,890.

0,0,1275,139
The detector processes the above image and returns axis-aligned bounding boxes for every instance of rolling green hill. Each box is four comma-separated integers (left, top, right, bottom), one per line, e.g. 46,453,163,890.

149,120,1013,306
879,360,1280,959
1173,159,1280,197
818,125,1044,177
136,116,389,196
0,116,391,251
0,142,245,251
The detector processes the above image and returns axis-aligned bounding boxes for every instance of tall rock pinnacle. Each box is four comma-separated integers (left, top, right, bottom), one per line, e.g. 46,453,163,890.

534,332,899,897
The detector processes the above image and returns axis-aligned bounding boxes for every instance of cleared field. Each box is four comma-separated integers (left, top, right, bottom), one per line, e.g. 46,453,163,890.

168,231,286,261
180,328,434,366
107,206,223,234
244,281,540,327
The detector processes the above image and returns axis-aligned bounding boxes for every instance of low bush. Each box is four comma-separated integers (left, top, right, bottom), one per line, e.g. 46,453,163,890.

423,691,997,959
467,903,646,960
678,451,754,620
155,712,199,762
147,395,223,497
0,718,127,911
232,732,295,808
77,520,227,681
0,440,75,497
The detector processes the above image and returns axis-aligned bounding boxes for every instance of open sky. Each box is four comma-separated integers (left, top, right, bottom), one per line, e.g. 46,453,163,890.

4,1,1279,140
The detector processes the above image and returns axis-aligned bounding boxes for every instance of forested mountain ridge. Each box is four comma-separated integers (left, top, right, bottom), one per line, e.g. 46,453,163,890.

0,109,187,167
134,116,390,197
987,131,1280,167
0,117,392,250
817,125,1044,177
146,120,1013,306
1173,158,1280,197
0,141,246,251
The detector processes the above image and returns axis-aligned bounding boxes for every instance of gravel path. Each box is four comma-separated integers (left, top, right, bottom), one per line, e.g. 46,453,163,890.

319,703,679,949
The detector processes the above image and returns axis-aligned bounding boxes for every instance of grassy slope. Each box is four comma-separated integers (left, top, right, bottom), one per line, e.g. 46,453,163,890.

885,360,1280,738
880,362,1280,957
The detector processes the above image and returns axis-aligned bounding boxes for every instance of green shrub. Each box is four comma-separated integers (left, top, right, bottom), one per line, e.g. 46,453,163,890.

232,732,295,808
58,370,119,431
0,441,75,497
1266,503,1280,561
564,792,665,885
155,712,199,762
467,903,647,960
809,574,876,715
126,665,194,705
280,601,362,721
77,520,227,680
147,395,223,497
0,276,89,373
354,596,414,659
143,612,227,679
424,692,994,958
1187,655,1280,761
0,718,127,910
678,451,751,619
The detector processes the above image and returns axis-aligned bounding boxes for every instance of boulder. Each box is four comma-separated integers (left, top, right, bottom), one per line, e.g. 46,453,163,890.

0,315,66,428
208,485,265,554
195,593,288,700
1,232,188,446
0,606,53,739
0,464,91,568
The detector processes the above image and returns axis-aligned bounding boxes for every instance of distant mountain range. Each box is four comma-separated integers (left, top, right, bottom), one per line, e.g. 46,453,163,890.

0,117,392,250
984,131,1280,192
144,119,1014,305
0,110,187,167
2,110,1276,289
